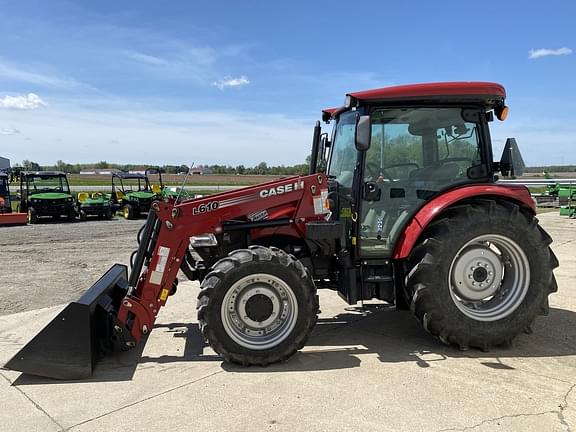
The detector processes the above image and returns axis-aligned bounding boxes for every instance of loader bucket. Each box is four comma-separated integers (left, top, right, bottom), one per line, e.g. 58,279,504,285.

4,264,131,380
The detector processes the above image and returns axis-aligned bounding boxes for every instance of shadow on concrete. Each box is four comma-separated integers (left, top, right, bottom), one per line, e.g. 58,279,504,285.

222,305,576,373
10,337,149,386
9,306,576,384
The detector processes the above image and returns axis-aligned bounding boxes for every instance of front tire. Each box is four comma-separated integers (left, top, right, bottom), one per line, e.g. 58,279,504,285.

197,246,318,366
406,199,558,350
122,204,135,220
28,207,38,224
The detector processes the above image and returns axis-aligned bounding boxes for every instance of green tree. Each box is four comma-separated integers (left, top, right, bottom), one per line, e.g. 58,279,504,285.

21,160,41,171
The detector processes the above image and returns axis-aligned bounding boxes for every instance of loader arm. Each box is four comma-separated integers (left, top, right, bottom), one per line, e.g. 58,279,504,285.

117,173,329,346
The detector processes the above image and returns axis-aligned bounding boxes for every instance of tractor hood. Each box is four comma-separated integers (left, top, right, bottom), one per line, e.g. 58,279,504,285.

29,192,73,200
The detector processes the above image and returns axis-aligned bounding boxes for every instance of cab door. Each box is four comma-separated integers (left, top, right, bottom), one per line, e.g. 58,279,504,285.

326,111,362,252
358,107,484,258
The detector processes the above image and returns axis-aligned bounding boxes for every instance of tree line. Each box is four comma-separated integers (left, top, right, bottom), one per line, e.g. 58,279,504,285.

14,159,310,176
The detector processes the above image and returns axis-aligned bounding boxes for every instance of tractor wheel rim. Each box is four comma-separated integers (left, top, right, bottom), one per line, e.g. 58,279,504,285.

27,210,32,222
448,234,530,321
124,208,129,218
221,273,298,350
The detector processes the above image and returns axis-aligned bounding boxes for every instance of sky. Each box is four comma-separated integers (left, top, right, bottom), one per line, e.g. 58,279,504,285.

0,0,574,167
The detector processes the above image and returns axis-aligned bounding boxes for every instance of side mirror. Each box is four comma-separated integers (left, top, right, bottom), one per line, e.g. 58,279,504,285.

319,133,328,158
355,115,371,151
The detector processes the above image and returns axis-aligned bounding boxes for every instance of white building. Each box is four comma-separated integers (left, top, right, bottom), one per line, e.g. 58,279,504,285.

0,156,10,171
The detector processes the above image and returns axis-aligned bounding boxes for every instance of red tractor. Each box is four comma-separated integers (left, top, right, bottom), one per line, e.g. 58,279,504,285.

7,82,558,379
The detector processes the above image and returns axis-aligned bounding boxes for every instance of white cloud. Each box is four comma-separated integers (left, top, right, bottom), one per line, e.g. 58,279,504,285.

212,75,250,90
0,127,20,135
0,105,311,166
0,93,47,110
528,47,572,59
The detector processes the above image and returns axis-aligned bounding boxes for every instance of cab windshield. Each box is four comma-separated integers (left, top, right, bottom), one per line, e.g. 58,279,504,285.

28,175,70,195
327,111,357,188
120,177,151,192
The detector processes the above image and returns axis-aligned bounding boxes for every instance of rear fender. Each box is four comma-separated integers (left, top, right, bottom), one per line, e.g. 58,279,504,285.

392,184,535,259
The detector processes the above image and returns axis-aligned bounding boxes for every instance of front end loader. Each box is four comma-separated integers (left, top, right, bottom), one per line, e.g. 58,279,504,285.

5,82,558,379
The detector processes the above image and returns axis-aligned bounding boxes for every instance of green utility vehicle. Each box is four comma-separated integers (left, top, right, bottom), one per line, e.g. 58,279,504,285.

111,172,156,219
18,171,75,223
76,192,113,220
145,167,192,200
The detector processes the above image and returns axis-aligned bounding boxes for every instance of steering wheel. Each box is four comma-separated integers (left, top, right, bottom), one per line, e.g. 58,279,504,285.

366,162,421,182
365,162,394,182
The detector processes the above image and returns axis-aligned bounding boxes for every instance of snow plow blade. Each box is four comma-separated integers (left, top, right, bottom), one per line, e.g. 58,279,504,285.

0,213,28,226
4,264,131,380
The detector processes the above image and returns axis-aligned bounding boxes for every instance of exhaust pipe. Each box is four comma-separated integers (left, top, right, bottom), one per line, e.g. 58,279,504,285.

4,265,132,380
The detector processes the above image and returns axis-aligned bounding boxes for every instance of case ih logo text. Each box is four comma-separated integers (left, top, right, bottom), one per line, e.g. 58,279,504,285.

260,181,304,198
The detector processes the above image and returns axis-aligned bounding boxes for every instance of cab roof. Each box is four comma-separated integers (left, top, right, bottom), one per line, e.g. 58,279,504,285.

22,171,66,177
348,82,505,103
113,172,147,180
323,82,506,120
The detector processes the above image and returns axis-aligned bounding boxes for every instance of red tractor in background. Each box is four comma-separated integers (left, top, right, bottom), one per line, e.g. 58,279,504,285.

6,82,558,380
0,171,27,226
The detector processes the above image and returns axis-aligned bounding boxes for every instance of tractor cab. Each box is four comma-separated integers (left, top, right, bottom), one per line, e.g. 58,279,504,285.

18,171,75,223
314,83,511,261
111,172,155,219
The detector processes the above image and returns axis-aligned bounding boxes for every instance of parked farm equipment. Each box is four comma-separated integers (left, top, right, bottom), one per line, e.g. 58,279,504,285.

0,171,27,226
145,167,194,200
76,192,113,220
111,172,157,219
6,82,558,380
17,171,75,223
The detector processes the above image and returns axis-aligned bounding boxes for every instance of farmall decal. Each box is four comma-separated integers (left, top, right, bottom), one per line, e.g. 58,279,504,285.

259,181,305,198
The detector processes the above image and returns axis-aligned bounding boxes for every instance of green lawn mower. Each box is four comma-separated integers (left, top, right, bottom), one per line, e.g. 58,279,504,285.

18,171,76,223
111,172,156,220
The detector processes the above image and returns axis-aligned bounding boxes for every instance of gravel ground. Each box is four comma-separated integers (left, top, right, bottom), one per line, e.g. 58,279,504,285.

0,211,572,316
0,217,144,316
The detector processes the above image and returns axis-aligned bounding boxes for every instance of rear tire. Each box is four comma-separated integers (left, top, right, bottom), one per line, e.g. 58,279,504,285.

197,246,318,366
405,199,558,350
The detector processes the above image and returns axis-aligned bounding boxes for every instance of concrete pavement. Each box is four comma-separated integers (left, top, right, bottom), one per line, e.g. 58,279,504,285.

1,212,575,432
